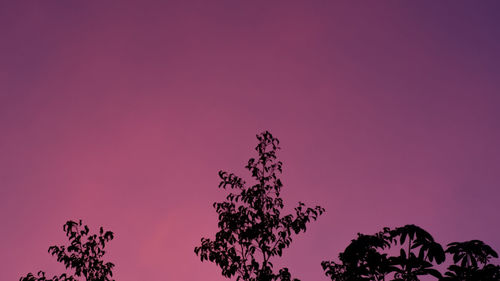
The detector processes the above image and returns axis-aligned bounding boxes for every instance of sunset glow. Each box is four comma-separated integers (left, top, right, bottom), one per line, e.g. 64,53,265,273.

2,1,500,281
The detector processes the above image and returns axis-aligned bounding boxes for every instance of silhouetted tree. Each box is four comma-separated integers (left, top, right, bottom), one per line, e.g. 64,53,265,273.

321,231,392,281
323,225,500,281
195,131,325,281
20,220,115,281
441,240,500,281
387,225,445,280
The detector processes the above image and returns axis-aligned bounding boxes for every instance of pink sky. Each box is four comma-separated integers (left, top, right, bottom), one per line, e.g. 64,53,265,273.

2,1,500,281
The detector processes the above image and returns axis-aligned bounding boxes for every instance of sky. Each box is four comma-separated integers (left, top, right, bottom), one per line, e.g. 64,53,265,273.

1,1,500,281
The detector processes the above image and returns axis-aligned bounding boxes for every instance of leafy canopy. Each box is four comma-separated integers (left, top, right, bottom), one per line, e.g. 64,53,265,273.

442,240,500,281
20,220,115,281
195,131,324,281
322,225,500,281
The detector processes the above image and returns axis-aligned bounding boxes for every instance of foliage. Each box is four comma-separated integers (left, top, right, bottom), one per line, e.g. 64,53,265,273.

441,240,500,281
321,231,392,281
194,131,325,281
322,225,500,281
387,225,445,280
20,220,115,281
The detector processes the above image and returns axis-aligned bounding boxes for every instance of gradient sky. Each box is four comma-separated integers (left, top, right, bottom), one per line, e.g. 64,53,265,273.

2,1,500,281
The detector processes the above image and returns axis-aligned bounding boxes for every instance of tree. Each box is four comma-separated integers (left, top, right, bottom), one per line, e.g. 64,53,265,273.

20,220,115,281
387,225,445,281
322,225,499,281
321,231,392,281
442,240,500,281
194,131,325,281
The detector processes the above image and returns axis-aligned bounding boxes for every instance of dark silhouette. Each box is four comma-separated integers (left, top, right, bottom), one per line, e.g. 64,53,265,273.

194,131,325,281
322,224,500,281
20,220,115,281
442,240,500,281
19,133,499,281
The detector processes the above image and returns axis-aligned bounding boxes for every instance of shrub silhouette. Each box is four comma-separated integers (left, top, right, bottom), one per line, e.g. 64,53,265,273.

322,225,500,281
195,131,325,281
20,220,115,281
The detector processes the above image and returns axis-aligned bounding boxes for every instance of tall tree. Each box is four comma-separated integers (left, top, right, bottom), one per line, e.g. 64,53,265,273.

195,131,324,281
20,220,115,281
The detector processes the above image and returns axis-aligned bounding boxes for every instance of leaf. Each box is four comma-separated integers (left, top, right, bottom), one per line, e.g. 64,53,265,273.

400,249,406,260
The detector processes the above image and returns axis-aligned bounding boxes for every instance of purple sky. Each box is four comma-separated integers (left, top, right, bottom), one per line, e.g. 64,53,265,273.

1,1,500,281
